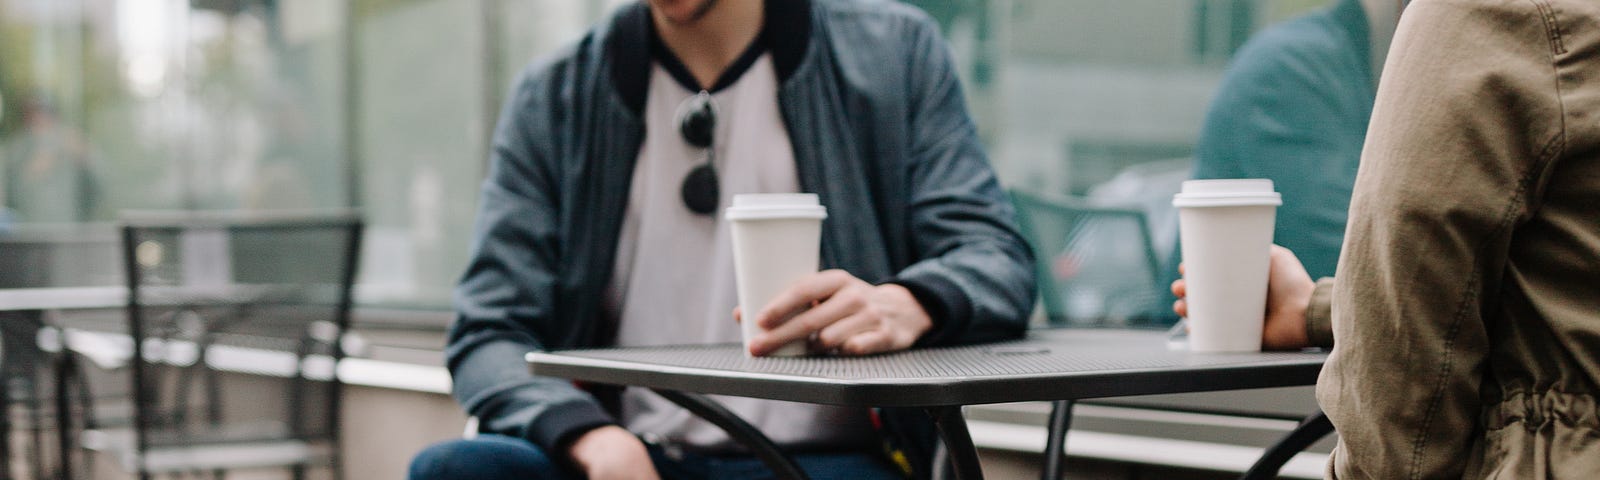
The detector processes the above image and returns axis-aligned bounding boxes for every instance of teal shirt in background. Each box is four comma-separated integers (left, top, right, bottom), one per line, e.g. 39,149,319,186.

1182,0,1376,281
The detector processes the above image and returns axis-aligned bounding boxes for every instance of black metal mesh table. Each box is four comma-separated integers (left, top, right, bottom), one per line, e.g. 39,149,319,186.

527,328,1328,480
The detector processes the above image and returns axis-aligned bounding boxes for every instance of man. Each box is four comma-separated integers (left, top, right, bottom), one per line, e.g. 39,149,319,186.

2,96,101,224
409,0,1035,478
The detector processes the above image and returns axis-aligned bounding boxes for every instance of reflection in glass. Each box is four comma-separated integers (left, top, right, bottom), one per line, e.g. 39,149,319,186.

1,0,1373,316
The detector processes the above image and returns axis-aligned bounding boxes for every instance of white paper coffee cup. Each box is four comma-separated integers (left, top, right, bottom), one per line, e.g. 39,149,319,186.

1173,179,1282,353
727,193,828,357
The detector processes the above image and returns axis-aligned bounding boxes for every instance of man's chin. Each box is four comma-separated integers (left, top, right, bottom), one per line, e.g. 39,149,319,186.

651,0,720,26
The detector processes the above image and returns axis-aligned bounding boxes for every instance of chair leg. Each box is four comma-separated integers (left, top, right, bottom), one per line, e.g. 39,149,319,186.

55,353,77,480
2,373,11,480
68,354,97,480
28,382,45,480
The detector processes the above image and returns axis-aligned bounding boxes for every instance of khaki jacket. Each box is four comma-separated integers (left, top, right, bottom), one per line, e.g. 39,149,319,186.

1303,0,1600,478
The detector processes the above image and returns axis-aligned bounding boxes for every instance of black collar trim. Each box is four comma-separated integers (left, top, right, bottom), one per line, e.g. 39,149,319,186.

649,23,768,94
608,0,811,114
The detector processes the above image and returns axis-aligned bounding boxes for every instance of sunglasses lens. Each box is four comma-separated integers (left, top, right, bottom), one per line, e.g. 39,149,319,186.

679,99,715,148
681,163,719,214
676,93,717,214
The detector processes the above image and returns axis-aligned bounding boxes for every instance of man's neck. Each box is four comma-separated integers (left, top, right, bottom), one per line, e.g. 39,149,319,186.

652,0,764,90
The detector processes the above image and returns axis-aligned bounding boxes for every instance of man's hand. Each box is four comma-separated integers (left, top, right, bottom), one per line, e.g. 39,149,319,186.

1171,245,1315,350
566,425,660,480
739,269,933,356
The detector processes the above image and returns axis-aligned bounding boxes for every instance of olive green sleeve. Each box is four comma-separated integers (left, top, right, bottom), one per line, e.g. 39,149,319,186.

1303,277,1335,349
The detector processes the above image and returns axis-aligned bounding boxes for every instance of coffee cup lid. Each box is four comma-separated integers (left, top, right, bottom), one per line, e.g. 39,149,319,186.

725,193,828,220
1172,179,1282,208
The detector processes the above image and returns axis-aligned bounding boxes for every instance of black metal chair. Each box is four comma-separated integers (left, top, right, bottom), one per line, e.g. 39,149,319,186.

1035,399,1333,480
65,210,360,480
2,310,65,480
1010,189,1166,328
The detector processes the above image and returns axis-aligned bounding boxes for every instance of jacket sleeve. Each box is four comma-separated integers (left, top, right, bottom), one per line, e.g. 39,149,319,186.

445,63,614,453
890,14,1036,347
1303,277,1335,349
1318,1,1566,477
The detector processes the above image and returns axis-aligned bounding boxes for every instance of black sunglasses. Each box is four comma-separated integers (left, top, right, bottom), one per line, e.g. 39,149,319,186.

677,91,719,214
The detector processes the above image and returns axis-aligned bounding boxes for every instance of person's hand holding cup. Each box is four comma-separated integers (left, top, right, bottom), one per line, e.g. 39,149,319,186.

738,270,932,356
726,193,932,357
1171,179,1285,352
1172,245,1315,350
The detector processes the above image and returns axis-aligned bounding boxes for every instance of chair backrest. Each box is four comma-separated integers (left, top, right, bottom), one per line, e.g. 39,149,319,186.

117,210,361,461
1010,190,1164,327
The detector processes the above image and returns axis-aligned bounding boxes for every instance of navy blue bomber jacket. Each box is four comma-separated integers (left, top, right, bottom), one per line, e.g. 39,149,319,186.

447,0,1036,475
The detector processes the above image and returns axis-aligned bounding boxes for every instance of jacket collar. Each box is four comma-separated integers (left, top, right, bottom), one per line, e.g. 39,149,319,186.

606,0,813,115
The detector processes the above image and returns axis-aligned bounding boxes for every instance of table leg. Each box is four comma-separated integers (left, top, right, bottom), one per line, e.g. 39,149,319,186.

1041,400,1074,480
926,406,984,480
650,389,809,480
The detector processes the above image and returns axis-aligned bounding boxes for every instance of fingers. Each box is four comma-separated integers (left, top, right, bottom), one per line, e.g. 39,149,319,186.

748,274,929,357
814,312,878,350
750,289,860,355
1171,278,1187,318
840,330,897,356
1172,263,1187,318
732,306,741,324
754,270,854,329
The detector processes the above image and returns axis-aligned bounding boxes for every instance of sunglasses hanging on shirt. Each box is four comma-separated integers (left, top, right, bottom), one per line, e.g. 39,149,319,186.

676,91,719,215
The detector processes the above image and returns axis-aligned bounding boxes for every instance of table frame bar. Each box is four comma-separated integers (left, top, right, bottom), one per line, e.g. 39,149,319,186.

1240,410,1333,480
927,406,983,480
652,389,811,480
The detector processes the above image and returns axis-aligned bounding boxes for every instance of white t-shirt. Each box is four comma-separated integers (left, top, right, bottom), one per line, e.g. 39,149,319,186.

607,53,874,452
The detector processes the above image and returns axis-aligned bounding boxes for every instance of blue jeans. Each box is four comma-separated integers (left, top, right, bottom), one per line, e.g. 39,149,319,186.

408,434,903,480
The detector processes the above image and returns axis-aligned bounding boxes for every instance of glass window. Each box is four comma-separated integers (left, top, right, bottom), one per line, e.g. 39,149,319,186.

1,0,350,288
1,0,1341,324
352,0,485,307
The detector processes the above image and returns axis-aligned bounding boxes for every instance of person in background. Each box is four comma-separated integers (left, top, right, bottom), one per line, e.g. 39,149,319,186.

1175,0,1600,476
409,0,1035,479
1,96,101,224
1183,0,1405,280
1159,0,1407,322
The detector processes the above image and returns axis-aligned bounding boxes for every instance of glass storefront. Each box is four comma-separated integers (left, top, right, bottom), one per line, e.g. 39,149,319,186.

0,0,1331,321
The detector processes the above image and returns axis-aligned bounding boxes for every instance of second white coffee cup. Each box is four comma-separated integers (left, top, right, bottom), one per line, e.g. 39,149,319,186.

727,193,828,357
1173,179,1281,353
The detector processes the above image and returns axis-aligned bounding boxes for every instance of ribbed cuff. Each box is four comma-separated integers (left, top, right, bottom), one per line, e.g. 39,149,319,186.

1304,277,1336,349
886,274,972,347
530,399,616,454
